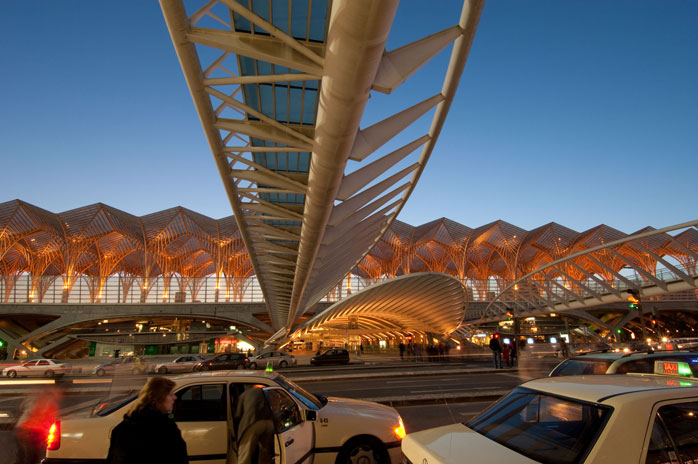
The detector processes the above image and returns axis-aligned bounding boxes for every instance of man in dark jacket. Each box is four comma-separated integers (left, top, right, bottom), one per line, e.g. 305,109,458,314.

489,334,503,369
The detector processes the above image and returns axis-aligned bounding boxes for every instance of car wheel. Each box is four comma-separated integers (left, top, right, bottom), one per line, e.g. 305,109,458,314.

158,366,168,375
236,363,245,370
336,437,388,464
44,369,55,378
96,368,105,377
249,362,257,370
279,360,288,368
7,370,17,378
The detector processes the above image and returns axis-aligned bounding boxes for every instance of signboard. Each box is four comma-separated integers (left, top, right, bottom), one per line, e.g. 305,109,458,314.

654,360,693,376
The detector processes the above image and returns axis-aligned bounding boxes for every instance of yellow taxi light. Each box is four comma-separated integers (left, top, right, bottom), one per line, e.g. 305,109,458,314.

394,417,406,440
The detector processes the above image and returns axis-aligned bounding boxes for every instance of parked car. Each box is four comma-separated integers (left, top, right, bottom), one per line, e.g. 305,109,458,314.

248,351,297,369
402,361,698,464
44,371,406,464
1,359,71,378
310,348,350,366
549,349,698,377
92,356,148,376
150,355,207,374
193,353,249,371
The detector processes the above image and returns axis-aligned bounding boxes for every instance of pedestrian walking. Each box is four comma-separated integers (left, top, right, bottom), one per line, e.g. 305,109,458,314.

106,376,187,464
398,342,405,360
560,339,570,358
489,334,503,369
510,339,518,367
359,343,363,356
502,342,511,368
14,386,61,464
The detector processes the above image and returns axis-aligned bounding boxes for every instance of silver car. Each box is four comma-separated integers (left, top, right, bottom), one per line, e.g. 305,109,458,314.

2,358,71,378
151,355,207,374
248,351,297,369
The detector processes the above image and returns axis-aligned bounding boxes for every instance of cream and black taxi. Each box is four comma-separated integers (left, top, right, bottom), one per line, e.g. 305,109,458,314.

44,371,405,464
402,360,698,464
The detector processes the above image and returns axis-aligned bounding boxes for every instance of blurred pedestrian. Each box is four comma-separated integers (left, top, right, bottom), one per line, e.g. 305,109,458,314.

489,334,502,369
235,387,274,464
398,342,405,360
560,339,570,358
14,386,61,464
106,376,187,464
510,339,518,367
502,342,511,368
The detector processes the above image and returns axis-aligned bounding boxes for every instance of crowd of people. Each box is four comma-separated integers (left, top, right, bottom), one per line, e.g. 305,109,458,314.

398,341,451,362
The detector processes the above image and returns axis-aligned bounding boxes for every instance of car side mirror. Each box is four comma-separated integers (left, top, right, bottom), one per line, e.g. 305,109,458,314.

304,410,317,422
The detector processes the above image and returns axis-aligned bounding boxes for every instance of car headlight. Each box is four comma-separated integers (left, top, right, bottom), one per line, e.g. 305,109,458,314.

394,417,406,440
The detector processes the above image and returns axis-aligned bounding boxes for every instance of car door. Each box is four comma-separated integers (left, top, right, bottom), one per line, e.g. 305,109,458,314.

172,356,188,372
20,360,38,377
173,382,229,463
263,387,314,464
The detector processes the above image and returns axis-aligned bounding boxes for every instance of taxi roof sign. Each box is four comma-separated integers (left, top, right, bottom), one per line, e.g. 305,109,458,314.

654,360,693,377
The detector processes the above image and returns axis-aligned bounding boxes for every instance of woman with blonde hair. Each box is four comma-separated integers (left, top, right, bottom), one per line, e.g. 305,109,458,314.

106,376,188,464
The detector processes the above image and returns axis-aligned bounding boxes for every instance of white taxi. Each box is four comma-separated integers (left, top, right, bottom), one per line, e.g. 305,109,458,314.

402,360,698,464
44,371,405,464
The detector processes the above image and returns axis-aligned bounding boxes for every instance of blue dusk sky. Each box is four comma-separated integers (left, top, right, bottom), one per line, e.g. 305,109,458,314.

1,1,696,235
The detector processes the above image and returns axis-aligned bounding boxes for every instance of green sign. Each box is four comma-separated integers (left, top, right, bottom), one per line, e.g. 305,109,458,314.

89,341,96,357
145,345,158,355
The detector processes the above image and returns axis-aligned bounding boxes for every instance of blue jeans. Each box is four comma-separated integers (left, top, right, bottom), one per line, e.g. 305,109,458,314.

492,350,502,368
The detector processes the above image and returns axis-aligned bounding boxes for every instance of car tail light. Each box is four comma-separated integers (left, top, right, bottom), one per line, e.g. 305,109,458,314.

394,417,406,440
47,421,60,450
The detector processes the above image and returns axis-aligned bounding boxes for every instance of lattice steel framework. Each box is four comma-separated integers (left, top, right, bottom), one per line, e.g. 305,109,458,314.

2,200,697,320
159,0,485,334
479,220,698,323
0,200,250,305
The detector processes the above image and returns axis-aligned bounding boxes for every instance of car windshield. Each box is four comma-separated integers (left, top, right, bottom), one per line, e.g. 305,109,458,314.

467,387,611,464
274,376,323,410
550,358,614,376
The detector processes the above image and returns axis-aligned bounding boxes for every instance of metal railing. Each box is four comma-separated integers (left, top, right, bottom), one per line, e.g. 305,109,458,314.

1,268,695,305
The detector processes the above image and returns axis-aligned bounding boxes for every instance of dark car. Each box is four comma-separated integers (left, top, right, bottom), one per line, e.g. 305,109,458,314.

194,353,249,371
549,350,698,377
310,349,350,366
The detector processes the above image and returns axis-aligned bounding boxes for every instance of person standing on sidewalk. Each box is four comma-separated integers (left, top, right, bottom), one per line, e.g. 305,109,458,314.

510,339,518,367
399,342,405,360
489,334,503,369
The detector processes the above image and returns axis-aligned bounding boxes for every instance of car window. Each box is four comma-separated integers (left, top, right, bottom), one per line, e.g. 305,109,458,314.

264,388,302,433
651,401,698,463
645,413,681,464
615,359,654,374
467,387,610,464
550,358,613,376
38,360,50,366
174,384,227,422
273,376,322,410
23,361,38,367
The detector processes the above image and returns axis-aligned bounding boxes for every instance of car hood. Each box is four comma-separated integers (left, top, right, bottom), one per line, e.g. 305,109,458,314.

322,396,399,422
402,423,539,464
